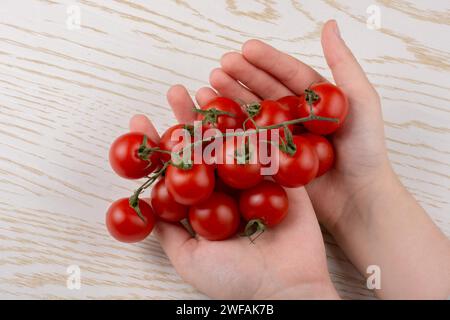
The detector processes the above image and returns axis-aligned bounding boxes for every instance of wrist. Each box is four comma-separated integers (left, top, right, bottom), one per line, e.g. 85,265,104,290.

330,165,403,238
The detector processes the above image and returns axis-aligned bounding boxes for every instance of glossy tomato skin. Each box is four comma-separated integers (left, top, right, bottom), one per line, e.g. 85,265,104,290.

109,132,160,179
158,124,194,163
151,178,188,222
273,136,319,188
239,180,288,227
189,192,240,240
106,198,155,243
300,82,348,135
302,133,335,177
277,95,307,119
216,137,264,189
246,100,295,138
165,163,215,205
198,97,246,132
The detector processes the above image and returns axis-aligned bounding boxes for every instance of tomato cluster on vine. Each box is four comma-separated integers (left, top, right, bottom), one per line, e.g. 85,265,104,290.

106,82,348,243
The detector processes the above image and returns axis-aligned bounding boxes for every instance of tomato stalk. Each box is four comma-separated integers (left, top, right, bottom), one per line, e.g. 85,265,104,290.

129,162,169,220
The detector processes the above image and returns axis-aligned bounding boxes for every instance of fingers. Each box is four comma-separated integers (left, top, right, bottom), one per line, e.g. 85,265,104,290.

195,86,218,106
321,20,377,101
242,39,325,95
209,68,260,104
154,221,197,269
167,84,197,124
129,114,160,143
220,52,292,100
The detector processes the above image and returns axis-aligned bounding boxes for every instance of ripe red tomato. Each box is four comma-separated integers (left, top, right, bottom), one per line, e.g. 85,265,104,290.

273,135,319,188
150,178,188,222
277,95,309,119
197,97,246,132
239,180,288,228
189,192,240,240
300,82,348,135
106,198,155,243
302,133,335,177
165,163,215,205
216,137,263,189
246,100,295,139
158,124,194,163
109,132,160,179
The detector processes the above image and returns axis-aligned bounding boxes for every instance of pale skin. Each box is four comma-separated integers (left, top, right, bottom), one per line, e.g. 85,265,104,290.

130,20,450,299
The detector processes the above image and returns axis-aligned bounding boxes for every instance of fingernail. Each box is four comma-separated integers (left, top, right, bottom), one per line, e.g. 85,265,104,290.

333,20,341,38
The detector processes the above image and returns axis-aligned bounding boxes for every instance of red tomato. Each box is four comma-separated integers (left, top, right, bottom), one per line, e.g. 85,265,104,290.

150,178,188,222
300,82,348,135
277,95,308,119
106,198,155,243
109,132,160,179
302,133,335,177
216,137,263,189
273,135,319,188
197,97,246,132
246,100,294,139
158,124,194,163
189,192,240,240
165,163,215,205
239,180,288,228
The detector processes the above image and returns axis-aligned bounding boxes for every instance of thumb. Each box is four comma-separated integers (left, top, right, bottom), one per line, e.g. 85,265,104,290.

321,20,378,102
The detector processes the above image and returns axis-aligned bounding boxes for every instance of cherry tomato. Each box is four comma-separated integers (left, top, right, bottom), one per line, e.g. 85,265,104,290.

150,178,188,222
277,95,308,119
165,163,215,205
106,198,155,243
300,82,348,135
216,137,263,189
189,192,240,240
109,132,160,179
197,97,246,132
239,180,288,228
246,100,294,139
273,135,319,188
302,133,335,177
158,124,194,163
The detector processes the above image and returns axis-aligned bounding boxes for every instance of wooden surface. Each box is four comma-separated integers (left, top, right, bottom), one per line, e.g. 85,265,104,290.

0,0,449,300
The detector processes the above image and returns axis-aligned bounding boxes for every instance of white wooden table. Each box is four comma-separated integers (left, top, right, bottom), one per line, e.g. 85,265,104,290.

0,0,449,300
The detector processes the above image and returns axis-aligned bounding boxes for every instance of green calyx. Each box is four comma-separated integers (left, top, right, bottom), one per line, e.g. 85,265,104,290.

193,107,236,126
304,89,320,106
278,125,297,156
129,192,145,222
242,219,266,238
137,135,156,167
245,103,261,118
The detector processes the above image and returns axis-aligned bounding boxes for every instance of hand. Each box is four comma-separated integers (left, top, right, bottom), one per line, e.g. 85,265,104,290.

128,91,339,300
206,20,450,299
205,20,389,232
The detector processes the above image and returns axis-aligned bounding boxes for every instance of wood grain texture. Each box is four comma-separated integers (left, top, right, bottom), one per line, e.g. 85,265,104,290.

0,0,449,300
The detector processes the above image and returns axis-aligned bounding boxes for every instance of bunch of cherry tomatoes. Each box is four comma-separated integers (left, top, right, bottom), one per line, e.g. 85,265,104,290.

106,82,348,243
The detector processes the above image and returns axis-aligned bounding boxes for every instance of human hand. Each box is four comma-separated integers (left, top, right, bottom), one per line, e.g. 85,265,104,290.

205,19,389,232
128,87,339,300
205,20,450,299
